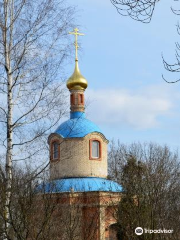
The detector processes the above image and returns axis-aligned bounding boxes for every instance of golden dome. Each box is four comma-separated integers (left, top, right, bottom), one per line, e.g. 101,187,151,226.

66,60,88,91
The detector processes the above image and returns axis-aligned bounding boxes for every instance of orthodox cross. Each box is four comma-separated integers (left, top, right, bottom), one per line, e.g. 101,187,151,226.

69,28,84,61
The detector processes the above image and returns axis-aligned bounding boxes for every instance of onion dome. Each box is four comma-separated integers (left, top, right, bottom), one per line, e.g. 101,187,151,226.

66,60,88,90
55,112,102,138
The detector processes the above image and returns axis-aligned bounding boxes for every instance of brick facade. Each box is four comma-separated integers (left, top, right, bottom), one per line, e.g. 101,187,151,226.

49,132,108,180
35,191,121,240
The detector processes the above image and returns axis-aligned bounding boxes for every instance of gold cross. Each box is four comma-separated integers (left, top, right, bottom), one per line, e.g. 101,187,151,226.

69,28,84,61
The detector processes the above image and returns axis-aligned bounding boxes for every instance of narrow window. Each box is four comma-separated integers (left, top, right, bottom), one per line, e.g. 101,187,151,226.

92,140,99,158
78,93,84,105
90,140,101,160
80,94,84,104
70,94,74,105
52,142,59,160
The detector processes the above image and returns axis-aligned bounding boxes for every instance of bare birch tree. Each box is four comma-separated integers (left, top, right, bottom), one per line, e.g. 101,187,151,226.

0,164,63,240
0,0,76,238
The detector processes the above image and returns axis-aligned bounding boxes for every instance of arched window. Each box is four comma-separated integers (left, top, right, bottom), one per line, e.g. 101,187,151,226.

92,140,99,158
89,139,101,160
51,141,60,161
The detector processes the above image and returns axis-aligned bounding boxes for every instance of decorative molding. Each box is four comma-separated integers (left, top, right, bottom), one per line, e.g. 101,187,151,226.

48,133,63,144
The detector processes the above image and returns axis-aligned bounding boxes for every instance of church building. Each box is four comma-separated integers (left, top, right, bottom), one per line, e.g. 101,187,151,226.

44,28,122,240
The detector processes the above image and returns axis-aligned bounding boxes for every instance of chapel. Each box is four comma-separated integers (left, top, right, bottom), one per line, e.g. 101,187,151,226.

45,28,122,240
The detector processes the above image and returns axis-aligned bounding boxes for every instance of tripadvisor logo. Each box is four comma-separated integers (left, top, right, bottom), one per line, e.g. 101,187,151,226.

135,227,173,235
135,227,143,235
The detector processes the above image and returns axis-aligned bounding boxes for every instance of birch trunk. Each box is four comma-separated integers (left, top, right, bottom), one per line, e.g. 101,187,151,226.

4,0,13,238
4,73,13,239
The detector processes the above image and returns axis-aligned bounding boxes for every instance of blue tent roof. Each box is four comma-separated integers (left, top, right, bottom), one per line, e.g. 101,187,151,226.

55,112,102,138
38,177,122,193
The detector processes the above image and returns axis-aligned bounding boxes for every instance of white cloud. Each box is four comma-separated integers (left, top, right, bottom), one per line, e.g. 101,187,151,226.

86,85,175,130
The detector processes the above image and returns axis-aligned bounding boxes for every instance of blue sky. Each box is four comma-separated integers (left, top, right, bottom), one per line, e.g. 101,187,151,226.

65,0,180,149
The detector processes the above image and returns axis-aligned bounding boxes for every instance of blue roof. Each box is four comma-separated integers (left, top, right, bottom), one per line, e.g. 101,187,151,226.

55,112,102,138
38,177,122,193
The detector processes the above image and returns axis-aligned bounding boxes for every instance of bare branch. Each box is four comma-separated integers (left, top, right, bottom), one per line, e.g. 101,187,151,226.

110,0,158,23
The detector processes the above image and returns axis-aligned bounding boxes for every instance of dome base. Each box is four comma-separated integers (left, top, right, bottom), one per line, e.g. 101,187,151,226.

38,177,122,193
